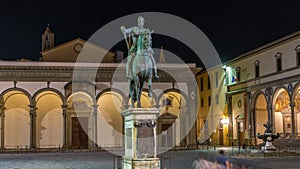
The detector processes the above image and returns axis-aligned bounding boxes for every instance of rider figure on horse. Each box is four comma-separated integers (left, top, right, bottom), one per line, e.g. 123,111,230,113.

121,16,159,80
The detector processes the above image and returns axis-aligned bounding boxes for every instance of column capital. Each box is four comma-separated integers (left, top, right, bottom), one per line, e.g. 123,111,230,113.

0,111,5,118
0,106,6,112
28,104,37,109
28,104,37,116
61,104,68,116
93,105,98,116
290,102,296,107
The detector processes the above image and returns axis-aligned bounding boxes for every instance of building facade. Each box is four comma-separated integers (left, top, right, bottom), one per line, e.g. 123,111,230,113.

197,66,229,146
0,26,201,150
197,31,300,147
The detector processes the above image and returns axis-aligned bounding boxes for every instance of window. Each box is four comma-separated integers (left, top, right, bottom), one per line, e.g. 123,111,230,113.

254,60,260,78
201,98,204,107
200,77,203,91
236,67,241,82
298,51,300,66
208,96,211,106
207,75,211,90
296,45,300,66
275,52,282,72
215,72,219,87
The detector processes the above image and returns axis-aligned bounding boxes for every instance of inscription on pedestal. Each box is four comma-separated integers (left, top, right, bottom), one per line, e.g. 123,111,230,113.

137,125,154,158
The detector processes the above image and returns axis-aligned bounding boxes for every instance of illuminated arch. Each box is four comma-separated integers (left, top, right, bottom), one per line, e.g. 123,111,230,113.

157,89,187,148
273,87,293,139
97,90,125,148
252,91,268,145
250,90,265,109
64,81,96,100
158,88,188,104
0,88,32,105
1,88,32,148
33,88,65,105
96,88,126,104
292,83,300,137
33,89,64,148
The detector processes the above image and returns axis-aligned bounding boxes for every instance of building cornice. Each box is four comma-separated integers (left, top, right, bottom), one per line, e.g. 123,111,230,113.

0,62,201,82
224,30,300,65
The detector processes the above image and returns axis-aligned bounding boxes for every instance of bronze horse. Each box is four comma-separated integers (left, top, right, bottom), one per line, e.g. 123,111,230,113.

129,31,154,107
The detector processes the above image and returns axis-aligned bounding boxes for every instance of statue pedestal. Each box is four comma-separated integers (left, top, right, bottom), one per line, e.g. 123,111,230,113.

121,108,160,169
263,141,276,153
262,133,276,153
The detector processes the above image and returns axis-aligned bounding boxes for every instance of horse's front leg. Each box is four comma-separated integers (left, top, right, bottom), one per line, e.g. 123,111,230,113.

148,77,152,98
135,76,142,108
129,79,135,108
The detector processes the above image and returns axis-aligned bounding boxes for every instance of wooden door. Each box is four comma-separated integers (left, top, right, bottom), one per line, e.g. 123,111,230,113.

72,117,88,149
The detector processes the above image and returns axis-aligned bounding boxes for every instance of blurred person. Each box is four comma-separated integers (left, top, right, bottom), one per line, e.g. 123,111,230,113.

215,150,230,169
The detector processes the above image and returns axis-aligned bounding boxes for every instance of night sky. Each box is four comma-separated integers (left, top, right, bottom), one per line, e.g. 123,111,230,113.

1,0,300,66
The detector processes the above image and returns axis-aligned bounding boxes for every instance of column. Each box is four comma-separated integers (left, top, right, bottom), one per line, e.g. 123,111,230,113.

92,105,98,148
249,108,255,145
187,80,197,147
0,106,5,150
290,102,296,138
61,104,68,149
227,95,233,143
29,104,37,149
265,88,273,129
267,102,273,127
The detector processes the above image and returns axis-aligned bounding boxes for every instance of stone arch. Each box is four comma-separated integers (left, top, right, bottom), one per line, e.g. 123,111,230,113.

292,82,300,137
33,88,65,148
33,88,65,105
67,91,95,149
64,81,96,100
0,87,33,105
250,90,265,109
0,88,32,148
158,88,188,104
291,82,300,100
97,89,125,148
157,88,187,148
272,87,291,138
272,86,290,106
251,90,268,145
96,88,126,105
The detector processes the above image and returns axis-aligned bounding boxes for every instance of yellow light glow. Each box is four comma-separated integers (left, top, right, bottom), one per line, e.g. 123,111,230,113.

221,117,229,125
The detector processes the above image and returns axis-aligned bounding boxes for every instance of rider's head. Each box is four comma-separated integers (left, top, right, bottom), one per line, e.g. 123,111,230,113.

138,16,145,27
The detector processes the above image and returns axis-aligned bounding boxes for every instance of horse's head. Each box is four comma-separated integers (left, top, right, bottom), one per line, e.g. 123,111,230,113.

137,30,152,51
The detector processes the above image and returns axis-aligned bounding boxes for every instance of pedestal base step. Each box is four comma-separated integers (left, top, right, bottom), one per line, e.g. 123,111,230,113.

123,157,160,169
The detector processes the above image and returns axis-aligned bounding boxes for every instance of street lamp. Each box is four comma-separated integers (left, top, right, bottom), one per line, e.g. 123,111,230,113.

221,117,229,126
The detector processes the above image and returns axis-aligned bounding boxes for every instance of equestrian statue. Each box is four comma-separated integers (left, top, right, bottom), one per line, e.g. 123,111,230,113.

121,16,159,107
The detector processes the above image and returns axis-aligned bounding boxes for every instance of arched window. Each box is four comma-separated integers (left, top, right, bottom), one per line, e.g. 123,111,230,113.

295,45,300,66
275,52,282,72
254,60,260,78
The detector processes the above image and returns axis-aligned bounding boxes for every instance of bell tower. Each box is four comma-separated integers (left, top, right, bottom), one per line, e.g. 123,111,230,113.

41,24,54,51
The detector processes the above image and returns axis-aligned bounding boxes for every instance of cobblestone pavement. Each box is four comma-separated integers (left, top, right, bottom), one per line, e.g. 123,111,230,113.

0,150,299,169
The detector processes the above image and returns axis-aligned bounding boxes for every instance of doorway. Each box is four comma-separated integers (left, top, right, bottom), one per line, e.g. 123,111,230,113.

72,117,88,149
237,120,245,146
161,124,173,147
